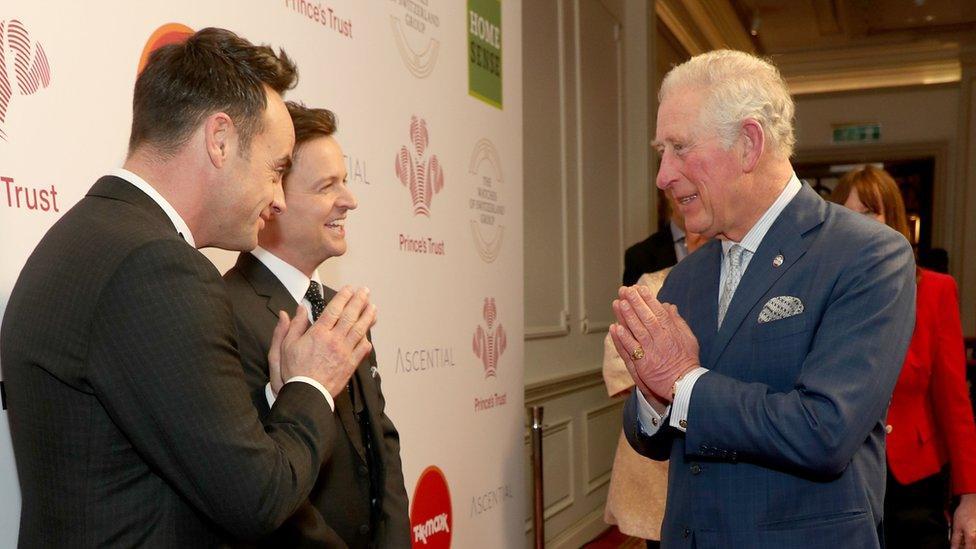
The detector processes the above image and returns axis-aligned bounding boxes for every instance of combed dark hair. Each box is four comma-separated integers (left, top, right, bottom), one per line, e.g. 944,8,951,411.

286,101,337,148
128,27,298,157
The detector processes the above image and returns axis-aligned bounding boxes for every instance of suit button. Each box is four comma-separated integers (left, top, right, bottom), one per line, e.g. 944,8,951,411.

683,527,691,538
358,465,369,477
885,424,893,434
690,464,701,475
359,524,370,535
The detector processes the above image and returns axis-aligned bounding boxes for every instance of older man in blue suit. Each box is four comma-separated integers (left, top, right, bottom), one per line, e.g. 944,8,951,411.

611,50,916,548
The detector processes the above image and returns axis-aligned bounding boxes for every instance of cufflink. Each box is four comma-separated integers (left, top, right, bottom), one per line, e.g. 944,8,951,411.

651,417,659,426
679,419,688,429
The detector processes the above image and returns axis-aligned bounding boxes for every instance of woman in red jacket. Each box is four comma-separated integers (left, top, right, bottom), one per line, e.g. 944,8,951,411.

833,165,976,549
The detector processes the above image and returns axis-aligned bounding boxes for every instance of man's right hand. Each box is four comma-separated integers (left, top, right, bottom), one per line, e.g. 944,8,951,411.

272,286,377,397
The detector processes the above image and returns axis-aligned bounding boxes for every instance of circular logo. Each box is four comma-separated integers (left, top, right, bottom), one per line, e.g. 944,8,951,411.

410,465,452,548
137,23,194,74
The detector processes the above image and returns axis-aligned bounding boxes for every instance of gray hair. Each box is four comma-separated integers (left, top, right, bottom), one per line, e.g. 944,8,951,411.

660,49,795,158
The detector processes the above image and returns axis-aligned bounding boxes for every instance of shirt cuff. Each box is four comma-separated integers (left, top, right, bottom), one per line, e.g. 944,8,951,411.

636,390,671,436
669,367,709,432
265,378,335,412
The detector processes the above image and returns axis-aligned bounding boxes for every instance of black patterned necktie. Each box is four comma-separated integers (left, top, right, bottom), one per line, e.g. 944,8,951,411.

304,281,326,321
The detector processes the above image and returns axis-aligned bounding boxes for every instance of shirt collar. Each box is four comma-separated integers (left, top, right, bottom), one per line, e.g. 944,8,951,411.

670,220,686,243
108,168,196,248
722,172,803,256
251,247,322,304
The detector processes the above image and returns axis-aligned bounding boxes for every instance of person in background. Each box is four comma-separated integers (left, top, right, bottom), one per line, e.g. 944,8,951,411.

224,102,410,548
603,227,707,548
623,193,688,286
833,165,976,549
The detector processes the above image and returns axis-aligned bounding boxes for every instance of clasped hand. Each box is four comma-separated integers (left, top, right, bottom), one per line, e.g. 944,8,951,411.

267,286,377,398
610,285,700,403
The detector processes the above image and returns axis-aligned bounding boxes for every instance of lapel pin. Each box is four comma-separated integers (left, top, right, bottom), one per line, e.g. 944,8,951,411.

772,254,784,267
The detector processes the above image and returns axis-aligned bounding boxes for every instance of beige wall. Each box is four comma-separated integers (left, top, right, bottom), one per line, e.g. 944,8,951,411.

522,0,655,546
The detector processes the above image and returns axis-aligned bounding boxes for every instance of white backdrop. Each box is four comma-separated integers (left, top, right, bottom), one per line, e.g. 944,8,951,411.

0,1,524,546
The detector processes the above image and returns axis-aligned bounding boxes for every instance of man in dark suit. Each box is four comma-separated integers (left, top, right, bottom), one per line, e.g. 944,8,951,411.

224,103,410,548
623,194,683,286
610,50,916,547
0,28,375,546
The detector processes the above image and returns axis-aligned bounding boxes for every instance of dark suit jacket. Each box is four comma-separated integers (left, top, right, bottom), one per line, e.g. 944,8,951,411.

623,225,678,286
0,176,335,547
623,184,917,548
223,252,410,549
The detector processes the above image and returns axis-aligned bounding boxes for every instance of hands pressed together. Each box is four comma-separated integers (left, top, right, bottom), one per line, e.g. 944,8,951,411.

609,285,701,405
268,286,377,398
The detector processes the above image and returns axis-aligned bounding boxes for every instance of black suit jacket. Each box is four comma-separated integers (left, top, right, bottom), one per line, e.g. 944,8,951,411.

0,176,335,547
223,253,410,549
622,225,678,286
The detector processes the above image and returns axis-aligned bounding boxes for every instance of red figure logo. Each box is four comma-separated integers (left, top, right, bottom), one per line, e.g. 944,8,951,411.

473,297,506,378
410,466,452,548
0,19,51,141
395,116,444,216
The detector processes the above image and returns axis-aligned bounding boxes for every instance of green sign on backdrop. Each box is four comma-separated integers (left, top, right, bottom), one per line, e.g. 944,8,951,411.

468,0,502,109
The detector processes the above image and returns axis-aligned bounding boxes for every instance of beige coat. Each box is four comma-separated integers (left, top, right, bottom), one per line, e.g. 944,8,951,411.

602,269,670,541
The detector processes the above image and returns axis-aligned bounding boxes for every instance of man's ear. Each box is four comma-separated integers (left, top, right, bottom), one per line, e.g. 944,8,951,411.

204,112,234,168
739,119,765,173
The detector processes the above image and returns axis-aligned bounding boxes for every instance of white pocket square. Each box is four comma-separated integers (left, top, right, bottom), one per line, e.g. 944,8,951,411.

758,296,804,323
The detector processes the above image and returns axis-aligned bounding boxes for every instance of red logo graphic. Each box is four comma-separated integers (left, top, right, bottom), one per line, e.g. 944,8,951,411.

395,116,444,216
0,19,51,141
473,297,506,378
410,465,452,548
137,23,194,75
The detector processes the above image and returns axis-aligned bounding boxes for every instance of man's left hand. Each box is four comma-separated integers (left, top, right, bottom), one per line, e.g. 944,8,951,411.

610,285,700,401
951,493,976,548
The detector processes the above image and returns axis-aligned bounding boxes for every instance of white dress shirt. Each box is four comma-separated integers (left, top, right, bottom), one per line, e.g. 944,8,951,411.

638,173,804,434
251,247,335,412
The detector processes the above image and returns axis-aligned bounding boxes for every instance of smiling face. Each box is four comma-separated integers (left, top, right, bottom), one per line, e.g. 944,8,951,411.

211,90,293,251
259,135,357,274
653,88,750,241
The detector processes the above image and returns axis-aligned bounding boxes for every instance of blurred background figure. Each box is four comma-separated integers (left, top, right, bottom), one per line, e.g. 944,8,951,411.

622,192,688,286
833,165,976,549
602,230,707,548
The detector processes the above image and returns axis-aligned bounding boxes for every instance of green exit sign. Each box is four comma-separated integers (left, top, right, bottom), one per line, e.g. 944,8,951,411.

832,124,881,144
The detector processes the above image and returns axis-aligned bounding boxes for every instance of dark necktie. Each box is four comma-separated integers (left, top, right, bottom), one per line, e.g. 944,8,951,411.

304,281,326,321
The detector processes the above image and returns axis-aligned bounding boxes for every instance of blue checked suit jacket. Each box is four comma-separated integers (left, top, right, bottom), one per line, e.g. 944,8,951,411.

623,184,917,548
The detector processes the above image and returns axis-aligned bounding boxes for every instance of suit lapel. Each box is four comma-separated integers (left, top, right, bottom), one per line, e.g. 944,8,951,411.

319,285,369,464
703,185,827,370
233,253,299,318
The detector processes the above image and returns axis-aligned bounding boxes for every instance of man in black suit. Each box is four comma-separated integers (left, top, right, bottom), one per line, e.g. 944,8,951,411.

0,28,375,546
224,103,410,548
622,194,687,286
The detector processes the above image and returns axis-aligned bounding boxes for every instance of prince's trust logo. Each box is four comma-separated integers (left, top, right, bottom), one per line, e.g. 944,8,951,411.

473,297,507,412
396,115,444,216
472,297,506,378
0,19,51,141
388,0,441,78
